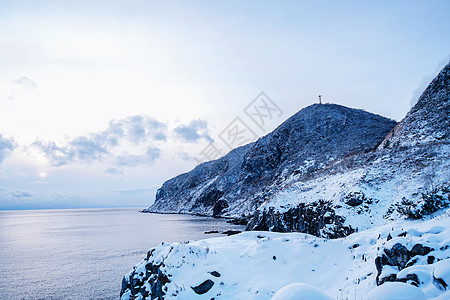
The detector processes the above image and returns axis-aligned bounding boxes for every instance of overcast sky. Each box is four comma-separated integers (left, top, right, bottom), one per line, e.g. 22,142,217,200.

0,0,449,209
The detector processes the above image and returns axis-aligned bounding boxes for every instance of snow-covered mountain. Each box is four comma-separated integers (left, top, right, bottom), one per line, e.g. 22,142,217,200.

145,104,397,219
124,62,450,299
145,62,450,239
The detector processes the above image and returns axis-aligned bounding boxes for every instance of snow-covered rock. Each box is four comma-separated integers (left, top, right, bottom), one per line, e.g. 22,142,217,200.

365,282,426,300
271,283,333,300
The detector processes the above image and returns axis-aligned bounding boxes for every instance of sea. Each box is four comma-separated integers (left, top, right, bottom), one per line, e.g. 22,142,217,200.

0,208,244,300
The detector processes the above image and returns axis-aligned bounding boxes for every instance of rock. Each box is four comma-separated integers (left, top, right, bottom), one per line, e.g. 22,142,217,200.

209,271,221,277
375,242,437,286
120,277,129,297
191,279,214,295
204,230,220,234
410,244,433,257
344,191,366,207
227,216,250,225
433,275,448,291
246,201,354,239
212,199,228,217
397,273,420,287
120,253,170,300
379,273,397,285
386,243,410,270
221,230,241,236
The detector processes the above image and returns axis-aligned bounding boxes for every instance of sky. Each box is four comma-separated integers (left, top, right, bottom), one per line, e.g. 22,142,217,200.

0,0,449,209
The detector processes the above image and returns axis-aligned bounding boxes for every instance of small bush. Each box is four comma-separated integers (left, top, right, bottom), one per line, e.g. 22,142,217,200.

396,186,450,219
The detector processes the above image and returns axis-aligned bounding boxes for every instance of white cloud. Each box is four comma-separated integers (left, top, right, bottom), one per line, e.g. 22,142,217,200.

32,115,167,167
173,119,213,143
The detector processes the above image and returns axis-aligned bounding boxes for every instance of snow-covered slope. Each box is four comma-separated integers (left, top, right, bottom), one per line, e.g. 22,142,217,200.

121,211,450,300
145,104,396,218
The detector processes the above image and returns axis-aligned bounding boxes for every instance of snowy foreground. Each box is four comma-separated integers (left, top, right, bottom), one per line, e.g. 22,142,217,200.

121,212,450,300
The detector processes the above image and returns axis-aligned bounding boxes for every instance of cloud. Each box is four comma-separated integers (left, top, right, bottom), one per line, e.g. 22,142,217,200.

0,134,16,163
114,187,156,196
12,190,33,198
114,147,160,167
33,115,166,167
12,76,36,90
173,119,213,143
104,167,124,175
0,76,36,101
31,140,76,166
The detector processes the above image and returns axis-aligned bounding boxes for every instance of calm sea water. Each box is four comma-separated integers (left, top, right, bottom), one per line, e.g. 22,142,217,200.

0,208,244,300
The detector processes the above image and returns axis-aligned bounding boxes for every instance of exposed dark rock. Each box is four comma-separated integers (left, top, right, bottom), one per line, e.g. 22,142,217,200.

213,199,228,217
221,230,241,236
344,191,366,207
246,201,354,239
433,274,448,291
204,230,220,234
385,243,410,270
375,242,435,286
209,271,221,278
410,244,433,257
191,279,214,295
378,273,397,285
120,255,170,299
397,274,420,287
227,216,251,225
387,233,392,241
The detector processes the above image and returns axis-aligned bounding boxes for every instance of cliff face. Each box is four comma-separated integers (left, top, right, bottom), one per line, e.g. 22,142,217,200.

147,143,251,216
145,103,397,218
